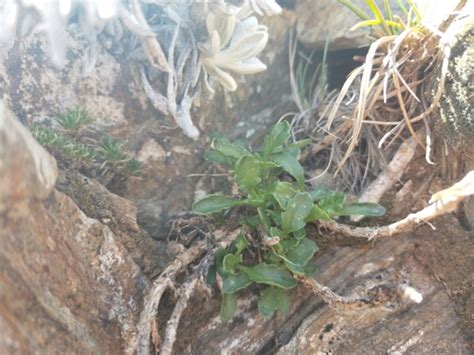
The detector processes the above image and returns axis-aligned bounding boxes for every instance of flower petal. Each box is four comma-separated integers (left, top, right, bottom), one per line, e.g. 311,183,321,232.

223,57,267,75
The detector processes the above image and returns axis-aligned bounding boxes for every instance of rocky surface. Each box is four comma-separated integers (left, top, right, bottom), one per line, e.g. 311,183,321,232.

0,103,148,353
0,10,296,240
178,216,473,353
1,2,473,354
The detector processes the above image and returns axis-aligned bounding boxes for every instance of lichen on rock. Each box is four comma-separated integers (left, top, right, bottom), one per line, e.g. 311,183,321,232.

439,22,474,148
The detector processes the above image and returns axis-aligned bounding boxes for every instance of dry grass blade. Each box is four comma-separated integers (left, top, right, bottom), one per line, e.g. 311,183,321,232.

392,74,424,149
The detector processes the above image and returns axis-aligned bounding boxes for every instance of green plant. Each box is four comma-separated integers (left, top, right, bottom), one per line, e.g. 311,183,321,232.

193,121,385,321
127,158,142,176
57,107,94,136
31,125,96,163
99,136,129,167
338,0,423,37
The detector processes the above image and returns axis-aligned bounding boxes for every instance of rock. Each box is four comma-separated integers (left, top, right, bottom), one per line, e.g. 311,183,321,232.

0,103,149,353
295,0,462,50
182,216,473,353
0,102,57,218
295,0,371,49
0,10,297,236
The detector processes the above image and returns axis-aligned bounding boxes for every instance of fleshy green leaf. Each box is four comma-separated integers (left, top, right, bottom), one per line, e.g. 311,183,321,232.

263,121,291,158
240,263,297,289
288,139,312,149
285,261,305,275
258,286,290,317
269,227,283,238
223,273,253,293
193,194,244,214
213,137,249,160
271,181,296,210
207,265,217,285
309,186,334,201
281,192,313,233
234,155,262,193
204,149,235,167
292,228,306,240
233,232,249,254
334,202,386,217
285,146,301,158
318,191,346,215
286,238,319,267
222,254,242,274
306,204,331,221
272,151,305,189
220,293,237,322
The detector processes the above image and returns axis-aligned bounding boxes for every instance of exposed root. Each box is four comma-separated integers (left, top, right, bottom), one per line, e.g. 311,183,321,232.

321,170,474,240
351,134,419,222
130,242,205,354
160,278,200,355
299,277,390,310
130,228,241,355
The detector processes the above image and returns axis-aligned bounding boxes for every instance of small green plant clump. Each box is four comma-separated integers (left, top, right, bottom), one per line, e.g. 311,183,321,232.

32,108,141,178
193,121,385,321
57,107,94,136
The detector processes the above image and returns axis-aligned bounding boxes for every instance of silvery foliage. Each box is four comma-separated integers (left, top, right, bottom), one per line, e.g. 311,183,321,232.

0,0,281,139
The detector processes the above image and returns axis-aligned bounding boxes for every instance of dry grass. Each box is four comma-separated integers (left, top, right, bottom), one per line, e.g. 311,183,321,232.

289,1,470,194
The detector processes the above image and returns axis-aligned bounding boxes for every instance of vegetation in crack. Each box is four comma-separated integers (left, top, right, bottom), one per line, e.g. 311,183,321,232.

193,121,386,321
31,107,141,186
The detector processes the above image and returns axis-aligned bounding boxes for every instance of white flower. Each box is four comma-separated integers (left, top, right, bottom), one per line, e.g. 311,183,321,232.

202,9,269,91
246,0,282,16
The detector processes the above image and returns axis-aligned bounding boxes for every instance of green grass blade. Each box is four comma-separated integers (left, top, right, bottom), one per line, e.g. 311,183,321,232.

365,0,392,35
337,0,371,20
383,0,393,22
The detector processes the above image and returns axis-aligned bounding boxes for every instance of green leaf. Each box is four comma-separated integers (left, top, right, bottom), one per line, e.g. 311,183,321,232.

266,209,282,226
292,228,306,240
258,287,290,317
310,186,334,201
215,248,231,277
306,204,331,222
281,192,313,233
272,151,305,189
285,146,301,157
223,273,253,293
284,261,305,275
204,149,235,167
240,263,297,289
234,155,262,193
318,191,346,215
213,137,249,160
263,121,291,158
220,293,237,322
215,248,228,267
192,194,244,214
286,238,319,267
269,227,283,238
334,202,386,217
233,232,249,254
271,181,296,210
206,265,217,285
244,215,261,228
222,254,242,274
279,239,298,250
288,139,312,149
